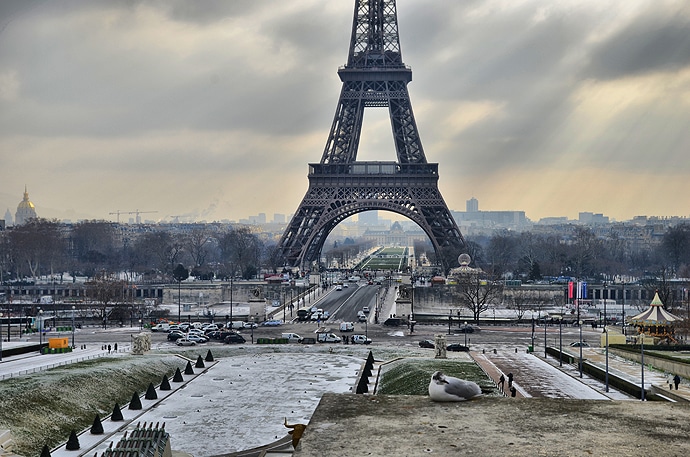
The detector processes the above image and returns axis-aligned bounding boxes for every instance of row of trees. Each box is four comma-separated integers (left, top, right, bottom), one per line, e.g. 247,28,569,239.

439,225,690,282
3,219,690,291
0,219,277,284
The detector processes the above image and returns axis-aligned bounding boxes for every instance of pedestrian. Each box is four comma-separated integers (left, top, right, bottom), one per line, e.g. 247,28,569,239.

498,374,505,391
510,386,517,397
674,374,681,390
107,344,111,354
507,372,514,388
114,343,118,352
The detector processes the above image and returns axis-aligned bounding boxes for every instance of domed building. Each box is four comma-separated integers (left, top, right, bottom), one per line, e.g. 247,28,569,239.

15,186,37,225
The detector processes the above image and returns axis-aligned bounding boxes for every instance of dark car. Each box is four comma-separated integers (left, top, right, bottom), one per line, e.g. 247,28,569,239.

383,318,403,327
457,325,480,333
447,343,470,352
167,331,184,341
224,334,246,344
569,341,590,347
419,339,435,349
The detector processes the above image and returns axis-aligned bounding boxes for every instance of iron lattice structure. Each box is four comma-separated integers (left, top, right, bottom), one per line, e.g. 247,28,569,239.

279,0,465,272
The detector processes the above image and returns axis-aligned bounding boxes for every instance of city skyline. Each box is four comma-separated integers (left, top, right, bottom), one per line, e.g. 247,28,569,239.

2,1,690,223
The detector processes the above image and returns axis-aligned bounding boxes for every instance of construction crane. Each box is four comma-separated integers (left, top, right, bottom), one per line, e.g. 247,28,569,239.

109,210,158,224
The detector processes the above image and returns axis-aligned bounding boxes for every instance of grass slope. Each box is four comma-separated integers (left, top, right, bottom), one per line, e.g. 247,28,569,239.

0,354,184,457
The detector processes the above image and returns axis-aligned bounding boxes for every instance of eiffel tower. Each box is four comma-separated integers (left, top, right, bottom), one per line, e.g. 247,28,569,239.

279,0,466,272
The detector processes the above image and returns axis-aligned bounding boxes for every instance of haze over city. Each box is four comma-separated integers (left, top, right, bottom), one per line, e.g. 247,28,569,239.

2,0,690,224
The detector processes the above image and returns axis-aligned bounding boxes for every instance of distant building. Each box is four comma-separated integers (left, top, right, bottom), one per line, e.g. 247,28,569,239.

466,197,479,213
579,212,609,224
15,186,37,225
273,213,286,224
3,208,12,226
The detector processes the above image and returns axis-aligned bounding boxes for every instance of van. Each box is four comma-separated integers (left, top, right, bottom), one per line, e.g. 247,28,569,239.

151,323,170,332
339,322,355,332
281,333,303,343
317,333,342,343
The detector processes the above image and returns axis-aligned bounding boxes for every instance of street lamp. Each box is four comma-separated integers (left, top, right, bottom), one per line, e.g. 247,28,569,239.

71,306,76,349
448,310,453,335
640,331,646,401
558,316,563,367
38,309,44,355
578,320,583,378
604,325,609,392
464,321,468,347
250,316,255,344
544,314,546,358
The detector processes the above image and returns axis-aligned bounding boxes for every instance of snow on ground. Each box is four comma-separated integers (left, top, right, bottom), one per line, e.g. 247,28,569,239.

85,350,362,456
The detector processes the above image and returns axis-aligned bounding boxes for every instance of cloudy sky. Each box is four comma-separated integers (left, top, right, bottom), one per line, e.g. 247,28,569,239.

1,0,689,225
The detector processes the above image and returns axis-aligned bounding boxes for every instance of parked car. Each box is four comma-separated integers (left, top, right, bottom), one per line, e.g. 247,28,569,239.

262,320,283,327
176,338,197,346
446,343,469,352
167,331,185,341
419,339,435,349
242,322,258,329
383,318,403,327
224,334,246,344
570,341,590,347
457,325,481,333
186,334,208,343
351,334,372,345
202,324,220,333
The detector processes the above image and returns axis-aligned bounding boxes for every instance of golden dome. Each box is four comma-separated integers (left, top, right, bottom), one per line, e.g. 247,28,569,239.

17,187,35,209
15,186,37,225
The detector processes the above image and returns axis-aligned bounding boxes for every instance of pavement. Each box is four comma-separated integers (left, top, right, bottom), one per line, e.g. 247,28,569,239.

1,286,689,456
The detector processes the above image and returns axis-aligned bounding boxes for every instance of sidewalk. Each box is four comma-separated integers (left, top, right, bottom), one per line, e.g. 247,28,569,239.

565,346,690,401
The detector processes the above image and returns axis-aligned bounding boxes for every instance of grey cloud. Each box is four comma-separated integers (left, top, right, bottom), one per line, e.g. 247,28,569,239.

586,8,690,80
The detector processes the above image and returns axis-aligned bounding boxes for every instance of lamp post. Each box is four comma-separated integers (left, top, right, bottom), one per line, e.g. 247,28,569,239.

448,310,453,335
229,274,234,329
640,332,645,401
71,306,75,349
578,320,583,378
602,282,607,332
250,316,255,344
38,309,43,355
621,282,626,336
0,312,3,362
464,321,468,347
604,324,610,392
558,316,563,367
544,314,547,358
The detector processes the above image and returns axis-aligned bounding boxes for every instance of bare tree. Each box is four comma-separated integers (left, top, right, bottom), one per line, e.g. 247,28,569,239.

454,271,504,323
7,218,65,279
86,272,126,328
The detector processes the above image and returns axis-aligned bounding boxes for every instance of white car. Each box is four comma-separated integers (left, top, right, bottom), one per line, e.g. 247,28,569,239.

362,306,369,313
351,334,372,345
176,338,196,346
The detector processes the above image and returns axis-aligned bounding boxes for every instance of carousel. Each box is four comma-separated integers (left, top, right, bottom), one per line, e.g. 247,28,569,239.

629,291,681,344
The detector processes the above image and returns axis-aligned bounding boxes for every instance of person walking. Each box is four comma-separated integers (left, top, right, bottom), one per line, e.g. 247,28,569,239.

498,374,505,391
507,372,514,388
107,344,111,354
674,374,681,390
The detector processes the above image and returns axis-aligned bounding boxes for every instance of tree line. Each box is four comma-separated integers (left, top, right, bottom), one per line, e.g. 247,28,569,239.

2,219,690,289
0,219,280,284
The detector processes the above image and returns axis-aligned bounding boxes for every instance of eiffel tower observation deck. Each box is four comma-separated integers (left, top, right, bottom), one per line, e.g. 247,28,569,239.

279,0,466,273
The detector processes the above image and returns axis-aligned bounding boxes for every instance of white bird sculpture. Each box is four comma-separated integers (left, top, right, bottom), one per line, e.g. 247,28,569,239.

428,371,482,401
